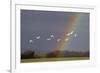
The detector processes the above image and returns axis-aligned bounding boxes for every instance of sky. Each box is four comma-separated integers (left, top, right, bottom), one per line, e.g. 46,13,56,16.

21,9,89,53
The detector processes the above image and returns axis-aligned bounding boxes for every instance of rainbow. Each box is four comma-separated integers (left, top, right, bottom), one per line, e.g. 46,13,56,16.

53,13,82,56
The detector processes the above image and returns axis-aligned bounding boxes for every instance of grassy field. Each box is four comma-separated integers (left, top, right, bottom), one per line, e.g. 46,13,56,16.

21,57,89,63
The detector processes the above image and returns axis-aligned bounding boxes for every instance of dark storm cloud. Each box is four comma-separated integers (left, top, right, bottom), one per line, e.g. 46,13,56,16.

21,9,89,53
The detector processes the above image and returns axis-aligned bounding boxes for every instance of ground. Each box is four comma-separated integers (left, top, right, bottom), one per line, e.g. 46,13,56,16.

21,57,89,63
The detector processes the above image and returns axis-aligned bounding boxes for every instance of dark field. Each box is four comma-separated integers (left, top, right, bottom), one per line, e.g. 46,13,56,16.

21,50,89,63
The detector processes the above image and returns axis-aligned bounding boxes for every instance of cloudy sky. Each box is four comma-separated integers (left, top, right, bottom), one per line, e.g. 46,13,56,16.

21,10,89,53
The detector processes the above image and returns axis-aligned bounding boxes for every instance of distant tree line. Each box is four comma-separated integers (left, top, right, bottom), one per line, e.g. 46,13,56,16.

21,50,41,59
46,50,89,58
21,50,89,59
